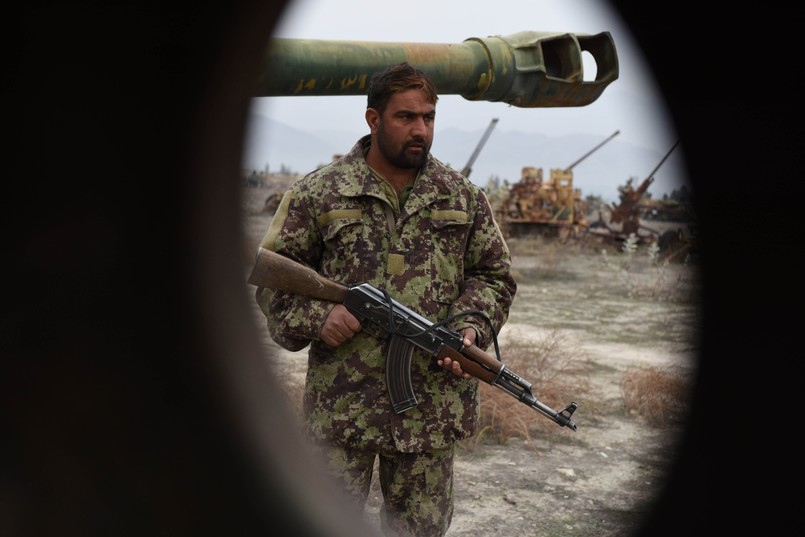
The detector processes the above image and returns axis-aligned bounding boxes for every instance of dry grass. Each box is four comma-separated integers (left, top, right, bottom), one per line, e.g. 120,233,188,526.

621,365,692,426
469,329,592,448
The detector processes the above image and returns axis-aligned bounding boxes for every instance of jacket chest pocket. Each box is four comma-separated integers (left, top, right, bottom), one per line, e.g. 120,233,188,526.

319,211,366,282
421,211,472,302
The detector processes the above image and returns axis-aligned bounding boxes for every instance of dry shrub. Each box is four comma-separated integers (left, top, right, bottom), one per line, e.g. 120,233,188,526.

472,329,591,448
621,365,692,426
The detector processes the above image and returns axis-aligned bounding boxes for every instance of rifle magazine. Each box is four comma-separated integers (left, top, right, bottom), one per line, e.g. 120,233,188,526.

386,335,418,414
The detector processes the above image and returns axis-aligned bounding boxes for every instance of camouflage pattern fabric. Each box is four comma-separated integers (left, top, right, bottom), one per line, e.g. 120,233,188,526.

256,134,516,453
311,441,456,537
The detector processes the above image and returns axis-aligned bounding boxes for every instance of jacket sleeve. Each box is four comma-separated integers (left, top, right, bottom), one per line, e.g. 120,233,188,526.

448,188,517,351
253,185,334,352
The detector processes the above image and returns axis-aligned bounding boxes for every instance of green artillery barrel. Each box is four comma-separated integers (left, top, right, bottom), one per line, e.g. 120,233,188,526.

258,31,619,108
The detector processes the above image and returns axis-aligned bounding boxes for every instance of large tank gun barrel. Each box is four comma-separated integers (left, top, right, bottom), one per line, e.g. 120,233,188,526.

259,31,618,108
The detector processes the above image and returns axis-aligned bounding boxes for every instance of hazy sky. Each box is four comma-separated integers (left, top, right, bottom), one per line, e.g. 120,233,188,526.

248,0,685,191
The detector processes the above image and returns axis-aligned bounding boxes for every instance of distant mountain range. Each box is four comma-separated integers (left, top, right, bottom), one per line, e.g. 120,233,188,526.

242,114,688,203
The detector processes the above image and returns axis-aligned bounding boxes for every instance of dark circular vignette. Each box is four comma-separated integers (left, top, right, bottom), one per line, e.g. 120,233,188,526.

4,1,799,537
4,1,373,536
607,2,802,536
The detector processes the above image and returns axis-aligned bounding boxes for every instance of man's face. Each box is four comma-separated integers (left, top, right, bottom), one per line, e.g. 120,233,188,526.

373,89,435,169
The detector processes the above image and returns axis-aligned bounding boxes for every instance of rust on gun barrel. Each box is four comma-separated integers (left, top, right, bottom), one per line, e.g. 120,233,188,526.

260,31,618,108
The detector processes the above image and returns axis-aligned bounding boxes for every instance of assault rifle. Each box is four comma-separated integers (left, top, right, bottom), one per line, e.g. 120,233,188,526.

248,247,577,431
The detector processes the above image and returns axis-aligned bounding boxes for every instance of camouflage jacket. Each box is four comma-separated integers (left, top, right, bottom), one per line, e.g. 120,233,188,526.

256,135,516,452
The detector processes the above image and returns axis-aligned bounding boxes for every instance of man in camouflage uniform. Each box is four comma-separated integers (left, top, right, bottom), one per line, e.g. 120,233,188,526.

254,63,516,537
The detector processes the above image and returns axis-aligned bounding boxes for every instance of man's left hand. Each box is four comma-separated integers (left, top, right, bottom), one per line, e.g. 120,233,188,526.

437,327,476,379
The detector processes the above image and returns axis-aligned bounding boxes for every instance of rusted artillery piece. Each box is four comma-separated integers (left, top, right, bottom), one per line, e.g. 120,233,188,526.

606,140,680,237
495,130,620,239
587,141,695,262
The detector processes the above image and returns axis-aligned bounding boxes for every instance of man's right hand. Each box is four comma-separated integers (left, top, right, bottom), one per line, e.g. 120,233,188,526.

320,304,362,347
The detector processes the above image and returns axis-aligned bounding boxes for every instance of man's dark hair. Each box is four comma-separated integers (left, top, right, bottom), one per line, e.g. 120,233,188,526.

366,62,438,115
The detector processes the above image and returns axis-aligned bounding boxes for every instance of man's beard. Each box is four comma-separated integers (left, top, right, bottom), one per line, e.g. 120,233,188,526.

376,124,429,169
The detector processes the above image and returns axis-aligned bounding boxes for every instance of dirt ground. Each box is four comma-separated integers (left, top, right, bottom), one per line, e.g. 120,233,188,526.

239,182,699,537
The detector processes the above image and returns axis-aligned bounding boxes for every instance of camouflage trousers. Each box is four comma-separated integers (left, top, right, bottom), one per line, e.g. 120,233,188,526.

314,442,456,537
